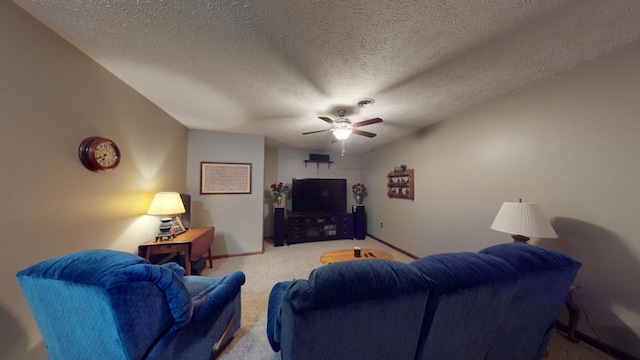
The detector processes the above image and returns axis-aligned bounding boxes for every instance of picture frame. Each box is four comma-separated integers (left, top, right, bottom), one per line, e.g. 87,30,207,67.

200,162,252,194
170,216,186,235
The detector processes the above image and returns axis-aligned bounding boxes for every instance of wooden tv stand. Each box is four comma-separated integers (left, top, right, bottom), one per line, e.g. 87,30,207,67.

287,213,353,245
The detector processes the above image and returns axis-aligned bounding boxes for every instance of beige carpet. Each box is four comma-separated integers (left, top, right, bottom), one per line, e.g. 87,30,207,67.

202,237,616,360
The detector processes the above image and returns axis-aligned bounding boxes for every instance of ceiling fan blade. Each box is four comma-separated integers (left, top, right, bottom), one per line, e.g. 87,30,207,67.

302,129,332,135
352,117,382,127
352,129,377,138
319,116,335,124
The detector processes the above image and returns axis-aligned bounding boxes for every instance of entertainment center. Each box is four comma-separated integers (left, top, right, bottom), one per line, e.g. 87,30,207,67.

287,213,353,244
286,178,354,245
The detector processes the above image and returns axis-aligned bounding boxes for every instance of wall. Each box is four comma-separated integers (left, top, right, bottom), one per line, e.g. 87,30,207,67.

264,147,279,237
0,3,189,359
263,147,363,237
362,42,640,357
186,130,265,255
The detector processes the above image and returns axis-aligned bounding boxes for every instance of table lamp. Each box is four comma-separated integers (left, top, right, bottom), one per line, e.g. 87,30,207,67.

490,200,557,244
147,192,186,241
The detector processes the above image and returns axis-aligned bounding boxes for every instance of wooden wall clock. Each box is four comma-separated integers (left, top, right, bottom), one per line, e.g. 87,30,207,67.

78,136,121,172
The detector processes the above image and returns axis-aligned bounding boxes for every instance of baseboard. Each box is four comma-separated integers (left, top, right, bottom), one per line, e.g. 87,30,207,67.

212,250,263,259
555,323,638,360
367,233,419,259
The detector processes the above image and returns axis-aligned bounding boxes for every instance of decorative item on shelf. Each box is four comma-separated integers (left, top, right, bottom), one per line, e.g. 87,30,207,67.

147,192,187,241
270,182,289,207
352,182,367,205
490,199,558,244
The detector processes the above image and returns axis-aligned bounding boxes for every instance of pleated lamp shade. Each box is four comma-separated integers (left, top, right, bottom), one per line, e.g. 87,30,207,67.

147,192,186,216
490,202,557,242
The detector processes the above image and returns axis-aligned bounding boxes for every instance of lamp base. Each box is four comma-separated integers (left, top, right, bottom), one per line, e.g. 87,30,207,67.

511,235,531,244
155,218,175,241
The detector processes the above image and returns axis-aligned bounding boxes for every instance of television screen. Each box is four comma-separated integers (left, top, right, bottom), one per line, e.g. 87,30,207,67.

291,178,347,214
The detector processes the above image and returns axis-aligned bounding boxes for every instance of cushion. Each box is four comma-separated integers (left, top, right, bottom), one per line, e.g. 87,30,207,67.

284,259,430,313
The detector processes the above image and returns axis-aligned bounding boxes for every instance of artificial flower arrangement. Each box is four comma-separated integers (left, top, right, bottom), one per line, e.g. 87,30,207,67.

270,182,289,196
351,183,367,195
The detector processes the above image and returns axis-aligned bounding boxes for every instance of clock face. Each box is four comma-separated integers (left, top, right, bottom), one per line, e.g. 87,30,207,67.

95,142,119,168
79,137,121,172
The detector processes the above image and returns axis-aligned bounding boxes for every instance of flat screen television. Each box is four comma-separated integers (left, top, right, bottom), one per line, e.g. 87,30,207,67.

291,178,347,214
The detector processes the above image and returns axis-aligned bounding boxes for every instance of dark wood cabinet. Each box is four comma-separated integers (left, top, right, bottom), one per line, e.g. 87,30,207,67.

287,213,353,245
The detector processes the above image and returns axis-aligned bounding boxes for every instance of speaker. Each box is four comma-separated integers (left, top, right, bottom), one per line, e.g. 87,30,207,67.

309,153,330,161
274,207,285,247
180,193,191,230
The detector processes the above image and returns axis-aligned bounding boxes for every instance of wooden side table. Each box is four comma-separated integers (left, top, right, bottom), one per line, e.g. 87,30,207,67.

138,227,214,275
565,285,581,343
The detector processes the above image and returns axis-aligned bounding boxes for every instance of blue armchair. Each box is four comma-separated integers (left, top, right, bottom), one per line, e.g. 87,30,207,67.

17,249,245,360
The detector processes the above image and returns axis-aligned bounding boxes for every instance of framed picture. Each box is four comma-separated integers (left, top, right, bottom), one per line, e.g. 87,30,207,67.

200,162,252,194
170,217,186,235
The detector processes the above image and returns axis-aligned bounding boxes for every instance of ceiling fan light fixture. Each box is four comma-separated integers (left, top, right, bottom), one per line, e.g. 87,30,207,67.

333,128,352,140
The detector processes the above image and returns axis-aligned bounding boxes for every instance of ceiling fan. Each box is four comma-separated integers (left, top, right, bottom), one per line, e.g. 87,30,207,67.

302,109,383,141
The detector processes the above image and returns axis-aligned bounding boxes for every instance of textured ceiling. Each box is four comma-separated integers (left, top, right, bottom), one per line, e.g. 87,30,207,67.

14,0,640,153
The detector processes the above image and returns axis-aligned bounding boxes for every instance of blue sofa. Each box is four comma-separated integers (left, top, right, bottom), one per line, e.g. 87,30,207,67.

267,243,580,360
17,249,245,360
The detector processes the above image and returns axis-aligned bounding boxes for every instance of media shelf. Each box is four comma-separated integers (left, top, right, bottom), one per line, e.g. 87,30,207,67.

303,160,334,169
287,212,353,245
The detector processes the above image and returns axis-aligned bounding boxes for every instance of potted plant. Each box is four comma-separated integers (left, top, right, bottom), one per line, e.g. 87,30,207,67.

270,182,289,207
352,183,367,205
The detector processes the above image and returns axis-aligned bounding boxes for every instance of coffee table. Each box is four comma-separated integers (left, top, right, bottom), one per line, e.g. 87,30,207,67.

320,248,394,264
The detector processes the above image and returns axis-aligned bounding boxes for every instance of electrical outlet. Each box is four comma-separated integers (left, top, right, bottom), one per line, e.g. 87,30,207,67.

380,222,383,228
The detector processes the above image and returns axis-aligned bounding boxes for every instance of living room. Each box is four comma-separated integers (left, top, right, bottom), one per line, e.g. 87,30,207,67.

2,1,639,359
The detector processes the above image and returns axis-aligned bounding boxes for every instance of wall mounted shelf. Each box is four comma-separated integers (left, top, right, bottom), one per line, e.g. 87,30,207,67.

387,168,414,200
304,160,334,169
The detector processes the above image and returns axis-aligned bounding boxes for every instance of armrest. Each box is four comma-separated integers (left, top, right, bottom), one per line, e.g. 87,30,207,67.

187,271,246,323
161,262,186,277
115,264,193,328
266,281,292,352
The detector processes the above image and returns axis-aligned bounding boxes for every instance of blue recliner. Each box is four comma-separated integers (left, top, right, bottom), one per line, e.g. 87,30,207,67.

410,252,521,360
266,259,432,360
17,249,245,360
480,243,581,360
